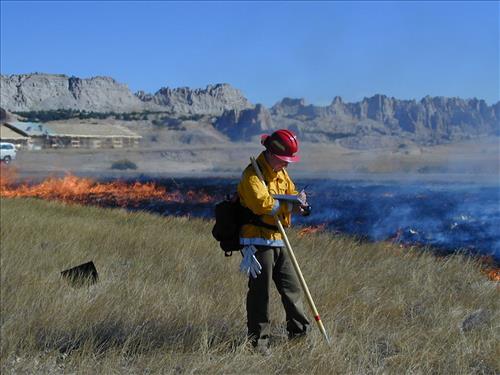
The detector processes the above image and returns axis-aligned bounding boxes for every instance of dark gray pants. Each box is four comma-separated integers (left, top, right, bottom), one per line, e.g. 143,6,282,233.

247,246,310,346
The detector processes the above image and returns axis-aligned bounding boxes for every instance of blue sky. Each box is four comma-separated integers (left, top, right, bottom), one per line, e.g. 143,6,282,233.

1,1,498,106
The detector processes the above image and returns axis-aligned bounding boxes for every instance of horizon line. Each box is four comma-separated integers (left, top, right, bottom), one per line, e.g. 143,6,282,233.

1,71,499,107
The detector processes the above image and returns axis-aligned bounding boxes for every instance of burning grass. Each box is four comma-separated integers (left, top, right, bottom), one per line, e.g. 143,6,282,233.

1,198,499,374
298,223,326,237
0,171,213,207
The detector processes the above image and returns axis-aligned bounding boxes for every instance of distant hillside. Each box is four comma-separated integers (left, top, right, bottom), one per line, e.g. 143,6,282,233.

0,73,150,113
214,95,499,147
1,73,498,147
268,95,500,147
0,73,252,116
136,84,253,115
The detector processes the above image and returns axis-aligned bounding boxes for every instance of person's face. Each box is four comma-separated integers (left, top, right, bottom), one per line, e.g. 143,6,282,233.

266,152,289,172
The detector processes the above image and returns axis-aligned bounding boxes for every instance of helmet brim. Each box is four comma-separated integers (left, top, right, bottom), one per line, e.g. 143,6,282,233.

274,153,300,163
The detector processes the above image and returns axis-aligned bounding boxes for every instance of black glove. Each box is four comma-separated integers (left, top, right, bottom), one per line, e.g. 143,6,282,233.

300,204,311,217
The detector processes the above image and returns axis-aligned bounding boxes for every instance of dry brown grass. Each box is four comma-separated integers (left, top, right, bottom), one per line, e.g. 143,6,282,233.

1,198,498,374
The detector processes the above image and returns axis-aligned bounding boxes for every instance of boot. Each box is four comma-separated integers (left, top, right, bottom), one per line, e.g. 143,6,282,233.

251,337,271,356
255,342,271,356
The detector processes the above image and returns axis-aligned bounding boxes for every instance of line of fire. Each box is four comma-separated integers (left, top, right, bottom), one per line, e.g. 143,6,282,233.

1,166,498,282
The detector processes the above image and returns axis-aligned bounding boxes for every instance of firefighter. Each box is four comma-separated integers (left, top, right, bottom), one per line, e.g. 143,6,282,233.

237,129,310,355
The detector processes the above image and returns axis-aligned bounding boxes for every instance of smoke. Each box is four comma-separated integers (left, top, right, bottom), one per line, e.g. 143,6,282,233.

295,179,500,260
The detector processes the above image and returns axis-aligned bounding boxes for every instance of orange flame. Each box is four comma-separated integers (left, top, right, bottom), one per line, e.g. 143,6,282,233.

0,165,19,189
298,224,326,237
478,256,500,282
482,269,500,282
0,172,213,207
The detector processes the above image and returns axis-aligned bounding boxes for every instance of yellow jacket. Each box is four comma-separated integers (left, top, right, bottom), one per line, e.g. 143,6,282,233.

238,152,298,247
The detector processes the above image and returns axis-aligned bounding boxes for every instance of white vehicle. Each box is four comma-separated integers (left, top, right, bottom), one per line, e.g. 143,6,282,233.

0,142,17,164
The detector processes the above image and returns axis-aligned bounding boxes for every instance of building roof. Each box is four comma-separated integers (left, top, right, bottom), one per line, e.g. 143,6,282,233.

0,124,30,140
6,121,52,136
47,123,142,138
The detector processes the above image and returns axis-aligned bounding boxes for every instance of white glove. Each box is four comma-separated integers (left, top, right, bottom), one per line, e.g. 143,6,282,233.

239,245,262,279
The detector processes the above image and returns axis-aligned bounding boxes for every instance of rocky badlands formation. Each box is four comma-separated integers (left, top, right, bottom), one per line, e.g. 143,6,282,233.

1,73,498,147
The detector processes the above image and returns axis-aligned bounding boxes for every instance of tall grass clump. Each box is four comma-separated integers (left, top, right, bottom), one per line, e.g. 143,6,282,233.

1,198,498,374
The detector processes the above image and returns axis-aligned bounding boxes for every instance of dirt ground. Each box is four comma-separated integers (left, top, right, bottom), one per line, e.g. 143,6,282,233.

4,137,499,184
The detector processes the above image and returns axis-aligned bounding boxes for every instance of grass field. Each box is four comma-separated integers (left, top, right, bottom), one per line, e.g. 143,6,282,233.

1,198,498,374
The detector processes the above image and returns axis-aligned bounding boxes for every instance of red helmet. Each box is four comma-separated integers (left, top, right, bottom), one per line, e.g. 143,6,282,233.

261,129,300,163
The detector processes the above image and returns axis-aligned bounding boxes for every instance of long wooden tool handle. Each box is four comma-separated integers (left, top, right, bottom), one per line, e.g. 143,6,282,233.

250,157,331,345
